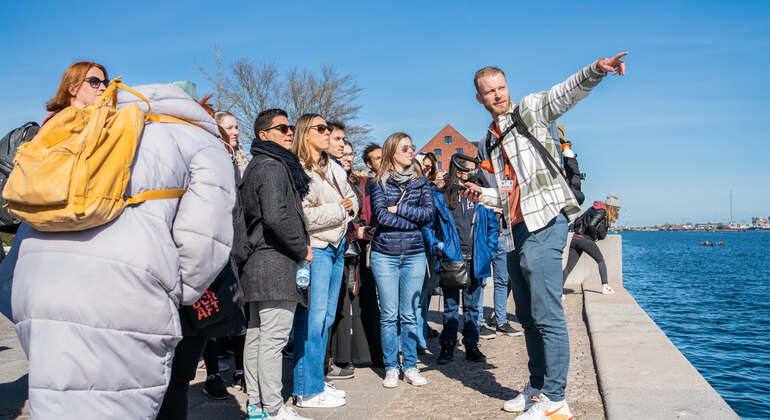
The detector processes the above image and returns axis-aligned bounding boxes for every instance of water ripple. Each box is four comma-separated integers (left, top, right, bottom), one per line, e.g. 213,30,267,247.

622,231,770,420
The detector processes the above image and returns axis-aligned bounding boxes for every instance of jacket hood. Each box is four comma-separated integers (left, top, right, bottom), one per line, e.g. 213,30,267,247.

251,139,311,199
592,201,607,210
117,84,220,137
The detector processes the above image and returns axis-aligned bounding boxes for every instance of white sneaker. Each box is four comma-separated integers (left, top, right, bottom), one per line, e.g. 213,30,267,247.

503,382,541,412
515,394,573,420
324,382,346,399
602,284,616,294
403,368,427,386
383,369,399,388
272,405,312,420
294,390,345,408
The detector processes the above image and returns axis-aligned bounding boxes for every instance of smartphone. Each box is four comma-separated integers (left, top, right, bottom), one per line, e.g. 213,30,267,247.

450,183,469,191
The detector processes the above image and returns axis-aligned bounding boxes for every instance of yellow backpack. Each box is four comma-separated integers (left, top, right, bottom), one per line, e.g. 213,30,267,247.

2,78,193,232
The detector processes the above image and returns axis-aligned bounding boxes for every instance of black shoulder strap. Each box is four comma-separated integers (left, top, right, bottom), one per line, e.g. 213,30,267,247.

511,108,564,181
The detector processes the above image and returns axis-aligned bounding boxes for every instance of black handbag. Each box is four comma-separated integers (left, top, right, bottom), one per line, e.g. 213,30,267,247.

438,260,470,289
183,263,242,330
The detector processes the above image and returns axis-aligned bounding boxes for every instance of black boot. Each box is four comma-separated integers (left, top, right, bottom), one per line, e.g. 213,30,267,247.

437,340,456,365
464,341,486,362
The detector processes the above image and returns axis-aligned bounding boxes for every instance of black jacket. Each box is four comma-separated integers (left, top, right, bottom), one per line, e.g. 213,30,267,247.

574,206,607,241
239,140,310,305
371,176,434,256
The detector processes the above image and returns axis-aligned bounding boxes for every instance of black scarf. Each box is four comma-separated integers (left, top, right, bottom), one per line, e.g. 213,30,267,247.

250,140,311,199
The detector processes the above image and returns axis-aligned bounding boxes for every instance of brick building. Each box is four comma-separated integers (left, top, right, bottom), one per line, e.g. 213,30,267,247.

418,124,477,173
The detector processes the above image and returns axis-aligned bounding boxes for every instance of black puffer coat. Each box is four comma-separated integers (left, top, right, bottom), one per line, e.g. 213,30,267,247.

574,202,608,241
239,140,310,305
370,175,434,256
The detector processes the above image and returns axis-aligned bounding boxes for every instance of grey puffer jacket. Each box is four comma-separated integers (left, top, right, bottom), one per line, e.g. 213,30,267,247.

9,84,235,420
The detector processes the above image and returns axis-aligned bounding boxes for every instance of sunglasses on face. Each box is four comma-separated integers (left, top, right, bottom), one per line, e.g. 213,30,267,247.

310,125,332,135
400,144,416,153
84,77,109,89
264,124,295,134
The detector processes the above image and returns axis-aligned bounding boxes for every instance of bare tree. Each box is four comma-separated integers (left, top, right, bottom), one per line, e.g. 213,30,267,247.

198,47,371,152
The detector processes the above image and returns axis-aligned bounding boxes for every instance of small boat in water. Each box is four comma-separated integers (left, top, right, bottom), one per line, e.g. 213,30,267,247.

699,241,726,246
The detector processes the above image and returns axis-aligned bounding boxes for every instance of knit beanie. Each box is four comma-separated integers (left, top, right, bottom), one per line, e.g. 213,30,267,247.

605,193,622,208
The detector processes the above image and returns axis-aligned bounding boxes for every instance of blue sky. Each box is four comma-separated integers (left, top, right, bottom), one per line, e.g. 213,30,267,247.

1,1,769,226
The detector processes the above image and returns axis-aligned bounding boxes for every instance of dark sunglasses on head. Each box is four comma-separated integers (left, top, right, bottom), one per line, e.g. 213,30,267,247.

84,77,109,89
401,144,416,153
264,124,295,134
310,125,332,135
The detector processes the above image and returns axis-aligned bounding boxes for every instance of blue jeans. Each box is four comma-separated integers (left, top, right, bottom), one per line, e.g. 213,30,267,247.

477,277,487,325
370,251,425,371
293,239,346,397
508,214,569,402
440,271,483,344
492,240,511,324
415,254,434,349
415,279,431,349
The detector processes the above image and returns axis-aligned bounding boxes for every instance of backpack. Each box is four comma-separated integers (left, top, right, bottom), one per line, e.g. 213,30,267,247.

0,122,40,233
573,206,607,241
2,78,195,232
561,152,585,205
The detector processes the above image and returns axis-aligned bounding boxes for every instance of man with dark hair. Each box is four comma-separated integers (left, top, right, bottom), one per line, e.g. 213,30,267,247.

361,143,382,176
327,120,346,161
241,108,312,419
254,108,294,150
463,52,628,420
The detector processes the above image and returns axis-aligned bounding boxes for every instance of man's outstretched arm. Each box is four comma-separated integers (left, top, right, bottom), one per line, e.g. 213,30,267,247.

528,51,628,126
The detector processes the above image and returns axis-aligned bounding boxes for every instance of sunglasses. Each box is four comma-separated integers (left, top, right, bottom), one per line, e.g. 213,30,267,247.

401,144,416,153
84,77,109,89
264,124,295,134
310,125,332,135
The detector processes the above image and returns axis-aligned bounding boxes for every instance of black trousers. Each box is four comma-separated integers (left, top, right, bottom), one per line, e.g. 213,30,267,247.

563,235,608,286
327,257,383,367
156,336,216,420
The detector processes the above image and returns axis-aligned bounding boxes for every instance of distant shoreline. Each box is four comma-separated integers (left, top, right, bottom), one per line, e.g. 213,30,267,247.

611,228,770,232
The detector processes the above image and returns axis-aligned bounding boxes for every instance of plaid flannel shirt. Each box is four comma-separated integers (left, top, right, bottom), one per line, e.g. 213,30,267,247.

480,62,605,232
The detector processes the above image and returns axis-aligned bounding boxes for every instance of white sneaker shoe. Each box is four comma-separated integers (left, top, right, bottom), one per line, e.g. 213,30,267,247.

503,382,541,412
602,284,616,294
324,382,346,399
515,394,574,420
403,368,427,386
272,405,312,420
294,390,345,408
383,369,399,388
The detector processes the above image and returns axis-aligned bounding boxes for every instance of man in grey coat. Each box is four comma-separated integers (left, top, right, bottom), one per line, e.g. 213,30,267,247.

240,108,313,419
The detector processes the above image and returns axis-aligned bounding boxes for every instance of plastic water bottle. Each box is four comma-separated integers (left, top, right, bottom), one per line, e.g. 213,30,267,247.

296,261,310,289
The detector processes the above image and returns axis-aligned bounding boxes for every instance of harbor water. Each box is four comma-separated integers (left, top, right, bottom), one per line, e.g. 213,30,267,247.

622,231,770,419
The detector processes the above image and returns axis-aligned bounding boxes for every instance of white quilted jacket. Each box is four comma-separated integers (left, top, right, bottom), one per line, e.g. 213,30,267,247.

9,84,235,419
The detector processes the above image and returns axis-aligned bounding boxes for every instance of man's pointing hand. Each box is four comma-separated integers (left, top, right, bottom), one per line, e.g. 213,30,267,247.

595,51,628,76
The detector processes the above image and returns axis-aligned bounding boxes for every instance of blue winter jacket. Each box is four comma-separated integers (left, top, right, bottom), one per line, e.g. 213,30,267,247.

371,175,434,256
422,191,499,279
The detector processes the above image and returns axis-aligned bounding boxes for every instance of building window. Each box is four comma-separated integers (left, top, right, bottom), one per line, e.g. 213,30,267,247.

434,149,442,156
437,161,443,171
455,148,463,154
444,136,452,144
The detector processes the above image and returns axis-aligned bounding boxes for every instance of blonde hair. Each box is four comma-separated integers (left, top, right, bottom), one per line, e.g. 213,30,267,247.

606,205,620,224
375,132,423,184
292,113,328,179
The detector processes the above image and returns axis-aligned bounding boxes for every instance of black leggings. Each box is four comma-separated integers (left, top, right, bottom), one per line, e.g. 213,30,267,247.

563,235,608,286
157,336,209,420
